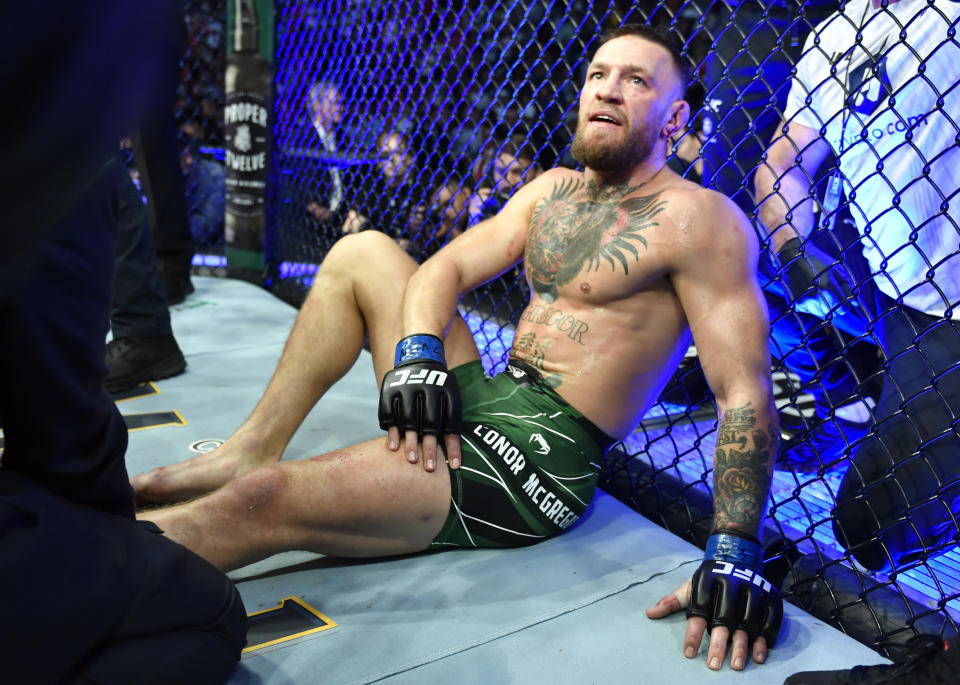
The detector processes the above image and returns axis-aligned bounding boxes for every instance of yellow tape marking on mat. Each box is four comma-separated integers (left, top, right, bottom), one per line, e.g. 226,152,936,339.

111,381,160,402
123,410,187,431
242,596,338,654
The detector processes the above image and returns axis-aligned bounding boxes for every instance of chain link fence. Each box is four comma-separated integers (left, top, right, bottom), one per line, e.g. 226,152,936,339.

181,0,960,655
179,1,229,256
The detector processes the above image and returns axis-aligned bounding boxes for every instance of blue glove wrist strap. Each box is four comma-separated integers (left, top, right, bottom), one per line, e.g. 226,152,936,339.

395,334,446,367
705,531,762,571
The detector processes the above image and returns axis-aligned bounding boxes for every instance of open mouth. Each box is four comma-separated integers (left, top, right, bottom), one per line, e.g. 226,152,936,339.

588,112,622,127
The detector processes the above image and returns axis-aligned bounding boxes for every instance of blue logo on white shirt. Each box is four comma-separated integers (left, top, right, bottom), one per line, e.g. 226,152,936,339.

847,46,892,118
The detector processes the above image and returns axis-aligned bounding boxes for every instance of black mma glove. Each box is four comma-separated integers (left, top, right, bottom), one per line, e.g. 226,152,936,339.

776,236,859,321
686,530,783,647
378,334,462,437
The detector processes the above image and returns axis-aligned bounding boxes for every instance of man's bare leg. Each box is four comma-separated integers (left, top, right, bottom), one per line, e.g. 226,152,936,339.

132,231,480,503
141,436,453,571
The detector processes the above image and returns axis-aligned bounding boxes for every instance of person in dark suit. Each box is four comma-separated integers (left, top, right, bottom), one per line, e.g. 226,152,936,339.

0,3,247,682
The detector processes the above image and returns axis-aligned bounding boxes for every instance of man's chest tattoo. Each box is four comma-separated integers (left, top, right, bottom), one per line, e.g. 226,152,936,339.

526,176,667,302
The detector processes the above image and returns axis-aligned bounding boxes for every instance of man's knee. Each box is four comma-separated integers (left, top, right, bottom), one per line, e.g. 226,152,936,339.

832,435,960,571
327,230,409,267
320,232,417,315
225,465,292,523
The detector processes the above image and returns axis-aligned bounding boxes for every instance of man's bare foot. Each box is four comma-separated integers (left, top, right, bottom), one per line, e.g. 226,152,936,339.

131,433,279,505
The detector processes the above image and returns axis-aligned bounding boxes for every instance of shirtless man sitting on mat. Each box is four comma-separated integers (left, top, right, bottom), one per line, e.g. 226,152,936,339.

134,24,782,672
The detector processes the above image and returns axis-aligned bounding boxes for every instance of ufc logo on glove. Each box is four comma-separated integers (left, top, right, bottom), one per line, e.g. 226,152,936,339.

710,561,774,593
388,368,449,387
379,334,463,437
686,532,784,646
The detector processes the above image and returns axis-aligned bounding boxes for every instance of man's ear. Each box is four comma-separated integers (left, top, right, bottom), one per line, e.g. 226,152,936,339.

663,99,691,140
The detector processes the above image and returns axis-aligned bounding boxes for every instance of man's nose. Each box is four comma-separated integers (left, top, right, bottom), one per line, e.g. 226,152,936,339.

595,77,623,103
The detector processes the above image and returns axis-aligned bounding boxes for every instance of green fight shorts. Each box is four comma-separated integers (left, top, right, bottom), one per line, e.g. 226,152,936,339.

430,358,617,549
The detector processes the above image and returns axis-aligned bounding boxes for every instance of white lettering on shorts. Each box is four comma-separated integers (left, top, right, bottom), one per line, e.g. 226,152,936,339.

521,472,576,529
471,424,578,529
472,423,526,474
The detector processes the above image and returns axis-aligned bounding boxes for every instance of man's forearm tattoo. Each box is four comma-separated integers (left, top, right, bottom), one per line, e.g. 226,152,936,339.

526,177,667,303
713,402,774,535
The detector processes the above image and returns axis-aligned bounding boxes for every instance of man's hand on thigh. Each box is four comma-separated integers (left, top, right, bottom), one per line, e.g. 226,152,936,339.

386,427,462,471
379,334,463,471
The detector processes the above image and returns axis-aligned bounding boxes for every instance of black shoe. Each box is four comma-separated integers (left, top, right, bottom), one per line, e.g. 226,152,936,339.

105,336,186,393
778,412,873,473
784,635,959,684
779,418,844,472
158,260,195,305
163,271,195,306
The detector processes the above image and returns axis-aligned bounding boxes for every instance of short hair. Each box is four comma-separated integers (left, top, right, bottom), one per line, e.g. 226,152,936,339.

375,130,410,152
180,133,201,161
497,139,536,164
594,23,692,97
308,80,339,107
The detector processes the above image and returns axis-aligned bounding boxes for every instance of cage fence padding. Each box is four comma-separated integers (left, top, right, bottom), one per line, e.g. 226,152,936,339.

182,0,960,655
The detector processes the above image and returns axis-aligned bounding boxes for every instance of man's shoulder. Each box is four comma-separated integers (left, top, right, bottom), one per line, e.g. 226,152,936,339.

519,167,585,207
536,167,584,188
658,182,741,222
657,184,756,254
658,174,710,199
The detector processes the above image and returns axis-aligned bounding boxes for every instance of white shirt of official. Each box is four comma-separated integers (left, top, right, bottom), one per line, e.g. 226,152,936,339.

784,0,960,319
312,121,343,214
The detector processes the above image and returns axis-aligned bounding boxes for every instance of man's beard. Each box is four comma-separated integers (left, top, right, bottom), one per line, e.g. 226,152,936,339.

570,117,658,172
